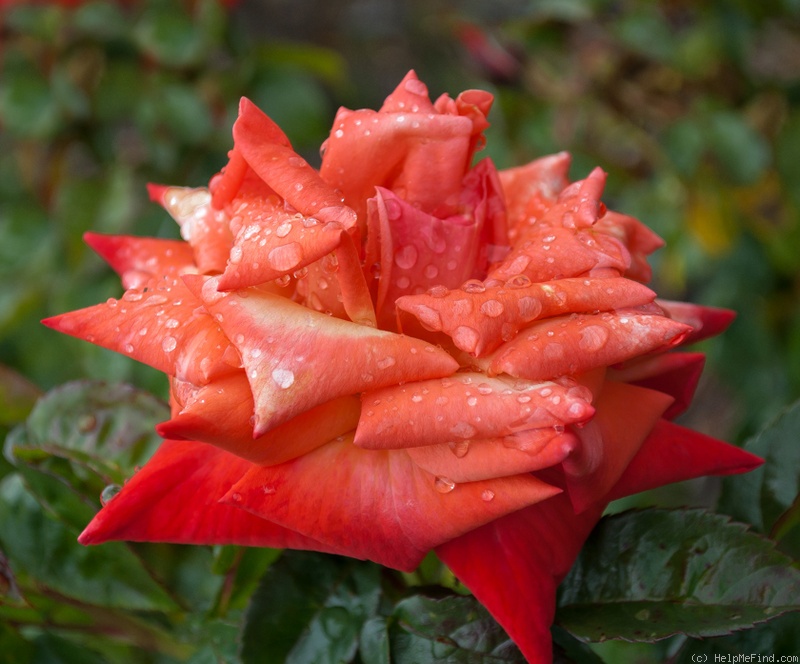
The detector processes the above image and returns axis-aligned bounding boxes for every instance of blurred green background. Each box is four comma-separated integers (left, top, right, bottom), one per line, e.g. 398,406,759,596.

1,1,799,662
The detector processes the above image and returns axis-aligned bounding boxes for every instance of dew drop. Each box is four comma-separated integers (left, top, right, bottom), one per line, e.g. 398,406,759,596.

506,274,531,289
275,221,292,238
448,440,470,458
162,336,177,352
434,476,456,493
272,368,295,389
268,242,303,271
452,325,480,354
376,356,396,370
481,489,495,502
480,299,504,317
462,279,486,293
413,305,443,331
466,396,478,407
578,325,610,351
100,484,122,506
165,318,180,329
394,244,418,269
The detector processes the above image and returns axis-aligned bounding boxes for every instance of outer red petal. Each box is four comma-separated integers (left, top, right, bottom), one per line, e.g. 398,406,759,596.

354,373,593,450
185,275,459,435
222,434,562,571
607,419,763,501
658,300,736,345
437,494,604,664
79,439,334,553
609,352,706,419
397,276,656,357
157,372,361,466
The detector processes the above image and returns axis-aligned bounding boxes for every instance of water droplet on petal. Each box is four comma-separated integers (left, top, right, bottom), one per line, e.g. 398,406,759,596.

376,356,396,370
428,284,449,298
517,296,543,320
100,484,122,506
268,243,304,271
162,336,177,352
481,489,495,502
578,325,610,351
271,368,295,389
394,245,418,269
448,440,470,458
462,279,486,293
414,305,443,331
434,476,456,493
506,274,531,289
452,326,480,354
480,299,504,317
276,221,292,238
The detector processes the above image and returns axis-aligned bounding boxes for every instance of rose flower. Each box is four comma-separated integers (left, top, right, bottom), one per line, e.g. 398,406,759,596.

44,71,761,663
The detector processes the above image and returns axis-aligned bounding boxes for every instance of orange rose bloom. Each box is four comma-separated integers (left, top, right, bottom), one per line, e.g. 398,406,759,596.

45,71,760,663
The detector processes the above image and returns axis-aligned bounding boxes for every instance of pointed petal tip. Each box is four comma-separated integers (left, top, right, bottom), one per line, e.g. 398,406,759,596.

146,182,169,204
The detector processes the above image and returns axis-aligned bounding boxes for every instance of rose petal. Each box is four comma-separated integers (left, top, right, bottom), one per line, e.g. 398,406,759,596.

157,372,361,466
368,160,506,329
607,419,764,501
406,429,579,482
397,276,656,357
354,373,593,450
658,300,736,345
499,152,571,237
234,97,357,226
79,439,335,552
185,275,459,435
564,381,674,512
596,210,664,283
320,72,487,221
151,186,234,274
217,208,347,291
437,494,603,664
84,232,195,290
609,351,706,419
42,277,237,385
488,309,692,380
222,433,561,571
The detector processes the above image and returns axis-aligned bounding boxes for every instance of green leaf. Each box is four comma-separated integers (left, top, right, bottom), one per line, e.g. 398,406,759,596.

7,380,167,481
674,611,800,663
240,552,382,664
390,594,525,663
0,474,177,612
360,616,391,664
719,399,800,543
557,508,800,642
